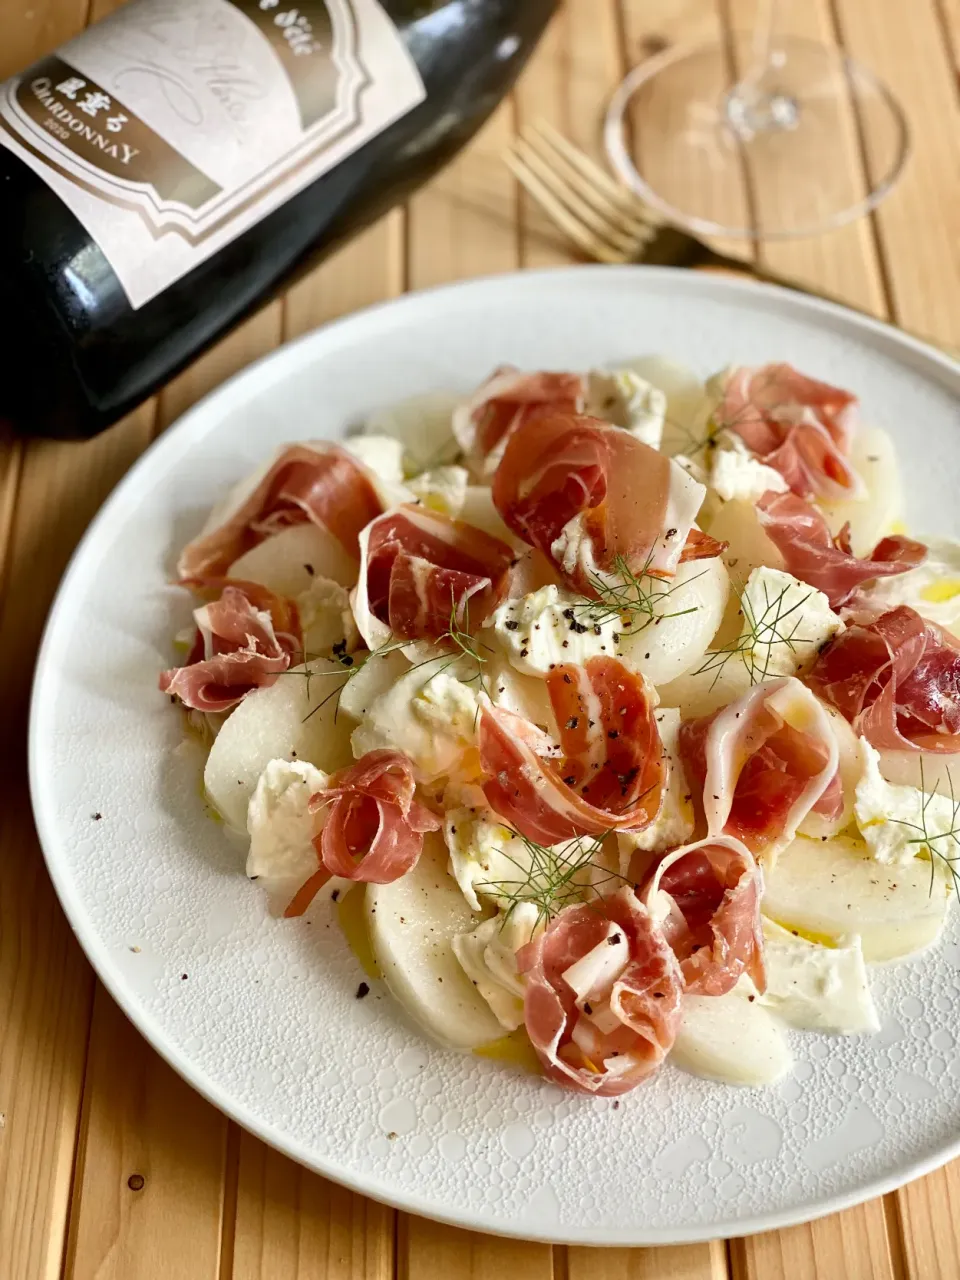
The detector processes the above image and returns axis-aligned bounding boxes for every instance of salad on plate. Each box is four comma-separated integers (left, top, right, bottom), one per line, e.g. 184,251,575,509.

159,357,960,1097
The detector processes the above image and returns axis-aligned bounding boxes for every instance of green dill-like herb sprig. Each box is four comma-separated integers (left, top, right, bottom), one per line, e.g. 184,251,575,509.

691,577,813,688
574,550,702,636
479,829,624,930
888,759,960,902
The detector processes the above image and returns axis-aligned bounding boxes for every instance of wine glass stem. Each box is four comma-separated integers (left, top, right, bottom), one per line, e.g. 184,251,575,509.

724,0,800,140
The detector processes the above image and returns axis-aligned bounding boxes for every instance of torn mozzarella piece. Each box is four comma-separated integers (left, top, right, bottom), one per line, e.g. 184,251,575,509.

618,356,713,458
708,433,790,503
348,655,480,782
408,465,469,517
857,533,960,631
342,434,405,488
855,737,960,867
486,584,620,677
586,369,666,448
296,576,360,655
738,566,843,678
452,904,541,1031
618,708,694,868
757,920,879,1035
444,806,533,912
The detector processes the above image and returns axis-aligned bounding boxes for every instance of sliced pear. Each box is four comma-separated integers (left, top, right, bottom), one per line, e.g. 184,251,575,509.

797,702,861,840
228,523,358,593
762,834,952,961
621,356,712,457
878,749,960,798
819,425,902,555
671,988,792,1086
617,555,729,686
203,658,354,831
657,660,751,720
367,833,504,1049
364,391,461,475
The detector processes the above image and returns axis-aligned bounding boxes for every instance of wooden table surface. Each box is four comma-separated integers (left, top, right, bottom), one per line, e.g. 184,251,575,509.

3,0,960,1276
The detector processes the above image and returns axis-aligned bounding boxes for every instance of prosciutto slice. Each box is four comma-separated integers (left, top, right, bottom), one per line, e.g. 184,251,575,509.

807,605,960,753
452,366,587,475
478,656,665,843
517,888,684,1096
491,411,717,595
284,750,441,917
677,676,841,856
642,836,766,997
354,504,516,645
177,444,383,580
717,364,862,500
756,491,926,608
159,579,301,713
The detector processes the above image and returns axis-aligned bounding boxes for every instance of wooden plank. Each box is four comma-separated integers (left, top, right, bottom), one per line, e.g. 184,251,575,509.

729,0,887,314
0,395,153,1280
232,1131,393,1280
401,1217,553,1280
729,1199,899,1280
63,988,230,1280
832,0,960,345
568,1241,728,1280
940,0,960,72
895,1164,960,1280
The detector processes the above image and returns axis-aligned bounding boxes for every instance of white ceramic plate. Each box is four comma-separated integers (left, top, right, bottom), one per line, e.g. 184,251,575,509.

30,267,960,1245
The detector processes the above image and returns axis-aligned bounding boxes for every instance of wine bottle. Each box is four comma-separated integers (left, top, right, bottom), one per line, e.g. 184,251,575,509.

0,0,556,439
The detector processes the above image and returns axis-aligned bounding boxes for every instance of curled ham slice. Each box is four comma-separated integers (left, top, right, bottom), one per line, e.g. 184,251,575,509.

756,491,926,608
677,676,841,856
478,656,665,843
717,364,862,500
807,605,960,754
159,579,301,713
452,366,587,475
642,836,765,997
517,888,684,1096
177,444,383,580
491,411,717,595
284,750,441,917
355,504,516,644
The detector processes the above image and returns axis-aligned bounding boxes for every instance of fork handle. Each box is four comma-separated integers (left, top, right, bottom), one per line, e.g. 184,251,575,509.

693,246,959,363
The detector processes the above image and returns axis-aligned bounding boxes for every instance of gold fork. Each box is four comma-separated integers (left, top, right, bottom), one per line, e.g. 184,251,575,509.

506,119,957,361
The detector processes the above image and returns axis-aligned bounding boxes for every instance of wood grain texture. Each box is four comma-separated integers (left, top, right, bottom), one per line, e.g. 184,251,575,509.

833,0,960,343
233,1131,393,1280
896,1164,960,1280
568,1241,728,1280
400,1217,553,1280
63,988,231,1280
729,1199,900,1280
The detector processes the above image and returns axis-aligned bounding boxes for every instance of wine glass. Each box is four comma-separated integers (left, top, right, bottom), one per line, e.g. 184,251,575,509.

603,0,910,239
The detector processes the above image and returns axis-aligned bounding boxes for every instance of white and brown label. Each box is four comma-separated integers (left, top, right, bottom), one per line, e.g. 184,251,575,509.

0,0,425,308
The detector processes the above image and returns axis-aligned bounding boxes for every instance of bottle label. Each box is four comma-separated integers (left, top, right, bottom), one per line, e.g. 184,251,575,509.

0,0,425,309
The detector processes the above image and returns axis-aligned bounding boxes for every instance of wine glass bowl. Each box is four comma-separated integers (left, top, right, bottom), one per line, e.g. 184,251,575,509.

604,34,910,240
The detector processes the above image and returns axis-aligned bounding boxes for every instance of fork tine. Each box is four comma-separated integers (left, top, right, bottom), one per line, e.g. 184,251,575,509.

504,151,627,265
532,119,660,225
512,138,641,254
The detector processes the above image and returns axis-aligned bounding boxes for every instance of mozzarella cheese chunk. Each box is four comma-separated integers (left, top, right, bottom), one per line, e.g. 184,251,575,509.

408,464,469,517
855,738,960,867
444,806,531,912
709,433,790,503
451,904,540,1031
486,584,620,676
738,566,843,678
618,708,694,866
350,656,480,782
587,369,666,448
246,758,333,889
757,920,879,1034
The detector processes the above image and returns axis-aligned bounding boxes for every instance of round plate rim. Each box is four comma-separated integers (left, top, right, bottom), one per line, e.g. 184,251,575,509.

27,264,960,1246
